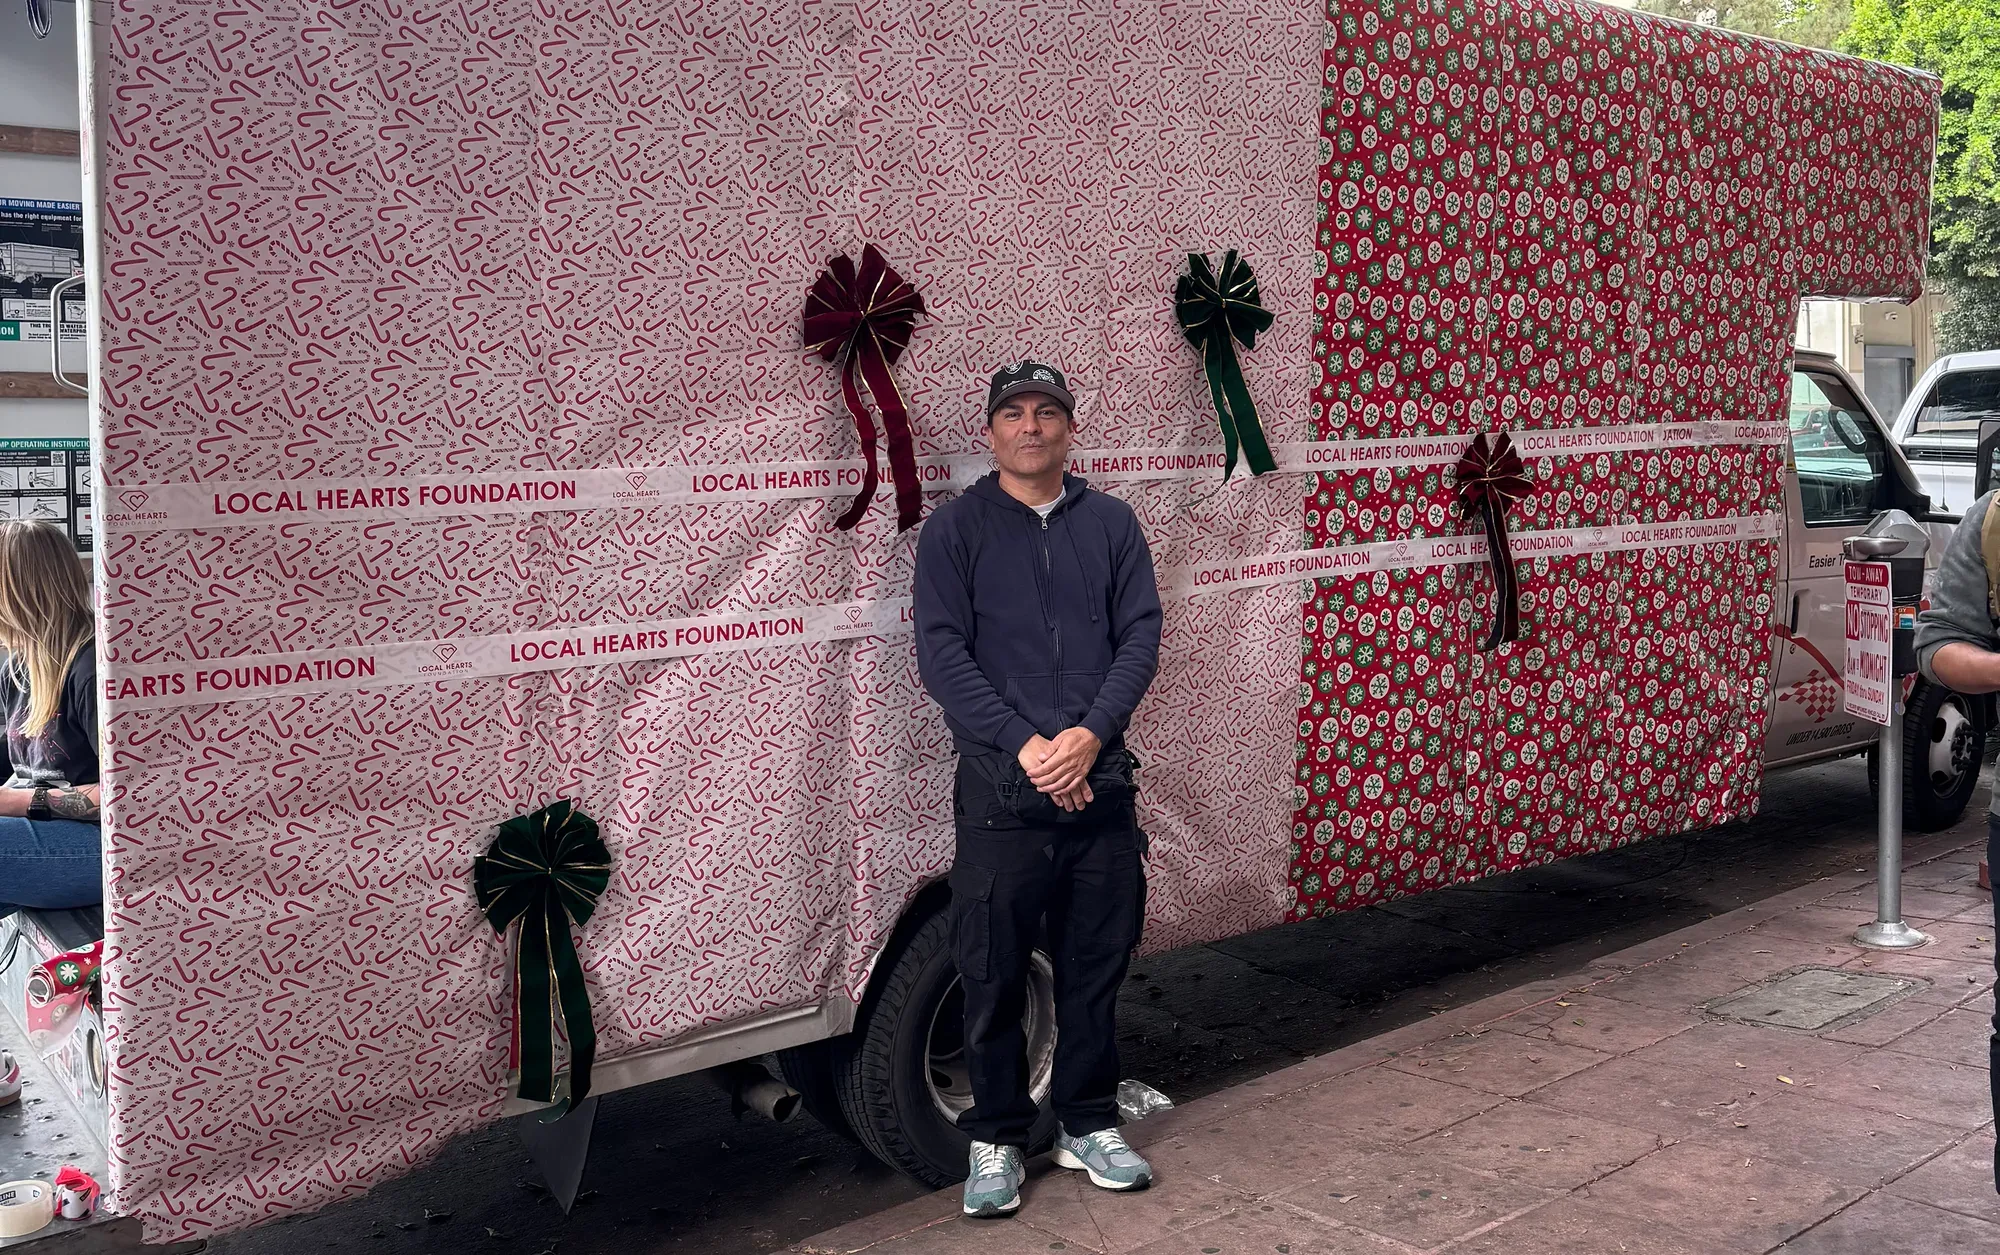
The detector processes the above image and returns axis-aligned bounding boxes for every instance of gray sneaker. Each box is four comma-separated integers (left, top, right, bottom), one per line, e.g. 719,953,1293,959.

962,1141,1025,1217
1053,1125,1153,1190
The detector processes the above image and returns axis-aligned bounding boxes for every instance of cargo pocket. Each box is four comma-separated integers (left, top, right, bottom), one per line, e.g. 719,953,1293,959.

1077,839,1144,958
949,864,996,982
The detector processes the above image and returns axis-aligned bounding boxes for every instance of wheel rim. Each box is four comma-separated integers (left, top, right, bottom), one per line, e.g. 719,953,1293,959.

1927,695,1976,795
924,952,1056,1124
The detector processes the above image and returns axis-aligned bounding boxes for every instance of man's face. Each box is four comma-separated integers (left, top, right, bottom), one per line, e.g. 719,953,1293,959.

988,392,1073,478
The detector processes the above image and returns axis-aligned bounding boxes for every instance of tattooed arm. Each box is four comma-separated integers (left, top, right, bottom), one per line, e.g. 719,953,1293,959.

47,784,100,822
0,783,100,821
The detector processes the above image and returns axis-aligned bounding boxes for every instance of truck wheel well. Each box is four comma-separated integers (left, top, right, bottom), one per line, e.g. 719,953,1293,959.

853,876,952,1019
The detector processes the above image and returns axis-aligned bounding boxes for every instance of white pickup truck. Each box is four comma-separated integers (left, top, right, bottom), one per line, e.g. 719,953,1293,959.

1888,348,2000,519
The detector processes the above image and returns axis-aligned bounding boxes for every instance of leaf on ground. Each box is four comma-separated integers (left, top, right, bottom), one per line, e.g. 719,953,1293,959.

1778,1076,1794,1085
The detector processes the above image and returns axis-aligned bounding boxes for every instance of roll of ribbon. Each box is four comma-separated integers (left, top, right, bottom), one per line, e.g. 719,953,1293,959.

53,1166,99,1221
0,1179,55,1238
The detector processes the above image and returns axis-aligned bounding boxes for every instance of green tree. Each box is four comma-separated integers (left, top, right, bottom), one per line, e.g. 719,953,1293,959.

1635,0,1853,52
1842,0,2000,351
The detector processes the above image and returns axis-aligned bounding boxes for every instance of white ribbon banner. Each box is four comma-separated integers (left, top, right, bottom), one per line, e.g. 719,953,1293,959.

99,423,1790,536
105,513,1781,710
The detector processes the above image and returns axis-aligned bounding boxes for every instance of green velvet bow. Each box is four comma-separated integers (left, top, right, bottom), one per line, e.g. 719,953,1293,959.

474,799,612,1117
1175,250,1276,478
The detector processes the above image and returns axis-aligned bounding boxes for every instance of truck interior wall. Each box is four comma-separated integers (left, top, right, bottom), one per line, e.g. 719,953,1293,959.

78,0,1935,1238
0,0,89,440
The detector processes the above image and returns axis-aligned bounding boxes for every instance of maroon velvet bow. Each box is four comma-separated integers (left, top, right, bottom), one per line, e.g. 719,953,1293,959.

1454,432,1534,651
803,245,926,531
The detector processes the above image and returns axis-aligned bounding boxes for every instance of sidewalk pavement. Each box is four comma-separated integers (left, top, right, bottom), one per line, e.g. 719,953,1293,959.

791,828,1999,1255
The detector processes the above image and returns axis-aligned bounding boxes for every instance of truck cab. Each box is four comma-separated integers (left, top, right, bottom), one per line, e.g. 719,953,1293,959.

1766,349,1985,828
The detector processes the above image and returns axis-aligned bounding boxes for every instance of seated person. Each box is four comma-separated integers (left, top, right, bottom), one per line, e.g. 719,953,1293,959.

0,521,100,915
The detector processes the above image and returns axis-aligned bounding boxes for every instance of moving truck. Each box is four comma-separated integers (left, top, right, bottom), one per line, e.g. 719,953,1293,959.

42,0,1951,1238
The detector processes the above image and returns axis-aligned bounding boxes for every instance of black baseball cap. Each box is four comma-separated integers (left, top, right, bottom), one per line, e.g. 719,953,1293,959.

986,359,1075,419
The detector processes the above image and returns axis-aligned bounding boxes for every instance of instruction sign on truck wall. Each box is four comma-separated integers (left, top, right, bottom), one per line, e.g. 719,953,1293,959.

0,440,94,554
1844,561,1893,724
0,199,84,346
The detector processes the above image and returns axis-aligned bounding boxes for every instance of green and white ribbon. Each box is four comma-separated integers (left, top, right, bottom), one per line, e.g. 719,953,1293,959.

474,799,613,1117
1175,250,1276,478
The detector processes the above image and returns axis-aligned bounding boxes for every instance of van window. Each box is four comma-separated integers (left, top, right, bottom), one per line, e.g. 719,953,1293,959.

1912,368,2000,445
1789,369,1888,526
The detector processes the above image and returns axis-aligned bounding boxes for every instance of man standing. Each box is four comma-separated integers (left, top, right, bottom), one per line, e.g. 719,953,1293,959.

1912,488,2000,1194
914,360,1163,1218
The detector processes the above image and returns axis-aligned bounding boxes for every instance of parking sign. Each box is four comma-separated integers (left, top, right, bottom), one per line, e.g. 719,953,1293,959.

1843,561,1893,725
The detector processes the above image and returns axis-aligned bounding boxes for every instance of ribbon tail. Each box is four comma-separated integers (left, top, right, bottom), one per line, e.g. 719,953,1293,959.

513,910,557,1107
1480,496,1521,651
856,334,922,530
832,349,879,531
545,902,597,1114
1212,331,1275,476
1202,331,1243,480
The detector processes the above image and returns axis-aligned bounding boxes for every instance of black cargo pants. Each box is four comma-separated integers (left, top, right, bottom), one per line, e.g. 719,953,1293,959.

948,749,1146,1147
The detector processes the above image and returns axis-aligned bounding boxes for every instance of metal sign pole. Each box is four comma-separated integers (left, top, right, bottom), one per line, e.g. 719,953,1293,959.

1854,699,1928,948
1844,513,1932,952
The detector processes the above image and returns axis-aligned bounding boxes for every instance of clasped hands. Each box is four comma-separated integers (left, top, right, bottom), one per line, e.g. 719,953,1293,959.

1017,727,1101,813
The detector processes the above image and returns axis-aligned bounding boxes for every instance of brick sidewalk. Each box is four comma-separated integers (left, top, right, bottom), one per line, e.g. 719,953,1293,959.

790,830,1998,1255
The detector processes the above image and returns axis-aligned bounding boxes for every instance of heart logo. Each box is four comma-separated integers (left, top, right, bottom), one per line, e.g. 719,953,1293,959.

842,605,861,627
432,644,457,664
625,472,647,490
120,491,149,511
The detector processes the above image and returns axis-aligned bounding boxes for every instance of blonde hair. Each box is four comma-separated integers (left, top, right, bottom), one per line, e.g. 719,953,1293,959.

0,522,92,738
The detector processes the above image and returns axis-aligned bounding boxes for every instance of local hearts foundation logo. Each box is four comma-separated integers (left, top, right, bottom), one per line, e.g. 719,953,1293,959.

625,472,647,490
119,490,148,511
432,644,457,664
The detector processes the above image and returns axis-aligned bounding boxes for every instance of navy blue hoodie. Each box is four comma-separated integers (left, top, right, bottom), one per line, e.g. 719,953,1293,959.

914,472,1162,758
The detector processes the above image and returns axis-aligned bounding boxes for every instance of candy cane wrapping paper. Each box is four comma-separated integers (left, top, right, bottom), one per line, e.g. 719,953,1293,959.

82,0,1934,1237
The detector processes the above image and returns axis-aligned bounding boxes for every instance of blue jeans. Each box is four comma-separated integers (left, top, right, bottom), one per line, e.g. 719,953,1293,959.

0,816,101,911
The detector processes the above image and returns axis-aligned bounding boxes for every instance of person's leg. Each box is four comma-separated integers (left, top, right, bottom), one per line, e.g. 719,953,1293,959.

952,758,1057,1149
1988,814,1998,1194
0,817,101,912
1045,804,1144,1138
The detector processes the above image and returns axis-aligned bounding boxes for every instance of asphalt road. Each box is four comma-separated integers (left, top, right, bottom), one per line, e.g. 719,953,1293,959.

214,755,1984,1255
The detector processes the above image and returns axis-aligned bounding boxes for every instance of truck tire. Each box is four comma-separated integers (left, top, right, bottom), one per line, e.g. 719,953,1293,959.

831,905,1058,1188
1868,681,1985,831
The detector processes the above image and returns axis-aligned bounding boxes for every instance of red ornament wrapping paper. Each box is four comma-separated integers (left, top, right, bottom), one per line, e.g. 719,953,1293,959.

80,0,1934,1238
1286,0,1934,917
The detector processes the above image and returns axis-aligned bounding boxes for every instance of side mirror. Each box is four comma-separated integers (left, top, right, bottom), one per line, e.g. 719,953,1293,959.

1978,418,2000,499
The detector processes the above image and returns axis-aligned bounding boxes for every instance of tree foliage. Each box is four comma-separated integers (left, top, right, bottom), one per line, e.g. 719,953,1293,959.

1936,281,2000,352
1841,0,2000,350
1635,0,1852,52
